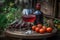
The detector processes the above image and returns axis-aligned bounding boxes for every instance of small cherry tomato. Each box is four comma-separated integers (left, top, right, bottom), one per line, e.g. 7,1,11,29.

42,26,47,31
32,25,36,31
35,27,40,33
39,28,45,34
46,27,53,33
37,24,42,29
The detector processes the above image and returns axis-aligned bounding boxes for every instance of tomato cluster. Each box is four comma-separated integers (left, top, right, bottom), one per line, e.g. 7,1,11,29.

32,24,53,34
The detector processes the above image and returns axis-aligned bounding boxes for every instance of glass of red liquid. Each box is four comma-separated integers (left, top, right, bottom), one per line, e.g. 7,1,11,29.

22,15,36,34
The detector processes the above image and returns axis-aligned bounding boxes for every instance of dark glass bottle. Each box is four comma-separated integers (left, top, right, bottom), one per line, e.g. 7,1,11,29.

34,10,43,25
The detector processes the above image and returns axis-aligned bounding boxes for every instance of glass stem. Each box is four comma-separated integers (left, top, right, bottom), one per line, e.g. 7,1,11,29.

28,22,30,30
20,19,22,31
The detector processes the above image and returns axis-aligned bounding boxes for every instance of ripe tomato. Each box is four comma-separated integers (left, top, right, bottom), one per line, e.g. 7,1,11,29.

35,27,40,33
42,26,47,31
39,28,45,34
32,25,36,31
37,24,42,29
46,27,53,33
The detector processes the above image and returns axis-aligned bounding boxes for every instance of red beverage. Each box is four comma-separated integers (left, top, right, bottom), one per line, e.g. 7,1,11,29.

22,15,36,22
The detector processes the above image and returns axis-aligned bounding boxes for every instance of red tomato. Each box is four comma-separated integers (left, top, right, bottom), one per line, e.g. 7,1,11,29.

37,24,42,29
32,25,36,31
39,28,45,34
46,27,53,33
35,27,40,33
42,26,47,31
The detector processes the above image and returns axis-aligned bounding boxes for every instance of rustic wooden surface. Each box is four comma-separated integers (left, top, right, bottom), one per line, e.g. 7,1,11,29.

5,28,57,39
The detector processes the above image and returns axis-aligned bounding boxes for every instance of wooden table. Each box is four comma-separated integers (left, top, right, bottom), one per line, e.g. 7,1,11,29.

5,28,57,40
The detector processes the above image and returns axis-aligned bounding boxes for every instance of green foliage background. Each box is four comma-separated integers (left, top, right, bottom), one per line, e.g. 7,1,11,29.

0,0,22,30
